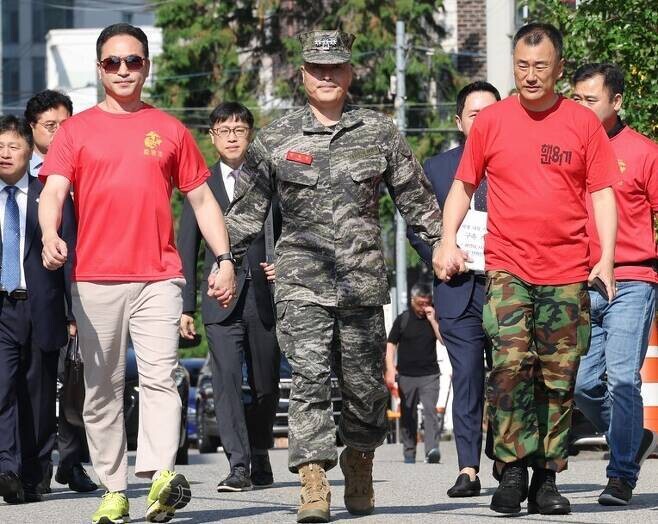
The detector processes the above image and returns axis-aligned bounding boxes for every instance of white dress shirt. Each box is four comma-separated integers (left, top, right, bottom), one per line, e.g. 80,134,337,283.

220,161,243,202
0,173,29,290
29,152,44,177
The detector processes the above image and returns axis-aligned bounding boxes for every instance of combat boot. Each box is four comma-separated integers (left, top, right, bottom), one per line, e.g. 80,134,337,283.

297,462,331,523
339,447,375,515
490,461,528,514
527,468,571,515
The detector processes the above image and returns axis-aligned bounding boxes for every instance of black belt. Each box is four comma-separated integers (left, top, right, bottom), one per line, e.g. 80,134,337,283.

1,289,28,300
474,273,487,282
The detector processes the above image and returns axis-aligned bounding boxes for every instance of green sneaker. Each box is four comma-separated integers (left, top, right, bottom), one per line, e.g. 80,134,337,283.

145,470,191,523
91,491,130,524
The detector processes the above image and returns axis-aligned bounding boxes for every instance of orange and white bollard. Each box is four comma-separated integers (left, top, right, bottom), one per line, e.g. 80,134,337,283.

641,313,658,433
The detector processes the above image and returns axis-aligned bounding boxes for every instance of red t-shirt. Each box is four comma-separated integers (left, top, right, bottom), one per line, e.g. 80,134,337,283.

587,126,658,283
455,95,618,285
40,104,209,282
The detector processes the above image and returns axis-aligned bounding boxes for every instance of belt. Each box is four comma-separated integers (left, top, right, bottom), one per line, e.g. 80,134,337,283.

1,289,28,300
473,273,487,282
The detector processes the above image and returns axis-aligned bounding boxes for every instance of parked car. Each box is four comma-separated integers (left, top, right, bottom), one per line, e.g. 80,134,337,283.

124,344,191,465
195,354,343,453
180,357,205,442
568,406,606,454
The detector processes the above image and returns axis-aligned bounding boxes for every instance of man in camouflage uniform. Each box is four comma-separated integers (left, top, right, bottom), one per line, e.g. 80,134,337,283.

223,30,442,522
435,23,619,515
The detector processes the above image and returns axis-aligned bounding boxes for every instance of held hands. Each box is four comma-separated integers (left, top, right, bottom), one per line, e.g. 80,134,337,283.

207,261,237,308
260,262,275,282
179,313,196,340
587,258,616,302
42,234,68,270
432,240,470,281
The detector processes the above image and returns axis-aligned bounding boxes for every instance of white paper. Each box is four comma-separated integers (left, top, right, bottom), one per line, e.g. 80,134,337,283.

456,209,487,272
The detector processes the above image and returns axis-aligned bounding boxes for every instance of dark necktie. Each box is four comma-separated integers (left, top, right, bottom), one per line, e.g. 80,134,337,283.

1,186,20,292
473,177,487,212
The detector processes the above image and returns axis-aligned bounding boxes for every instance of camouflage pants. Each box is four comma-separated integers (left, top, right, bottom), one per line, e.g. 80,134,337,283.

276,300,389,473
483,271,591,472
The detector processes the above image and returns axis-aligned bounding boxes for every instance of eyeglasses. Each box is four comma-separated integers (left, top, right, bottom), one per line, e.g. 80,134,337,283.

37,121,61,134
209,126,250,139
99,55,146,73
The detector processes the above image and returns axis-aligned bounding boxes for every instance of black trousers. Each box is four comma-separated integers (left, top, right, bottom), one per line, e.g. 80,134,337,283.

57,406,90,469
0,296,58,487
438,279,491,472
206,281,280,470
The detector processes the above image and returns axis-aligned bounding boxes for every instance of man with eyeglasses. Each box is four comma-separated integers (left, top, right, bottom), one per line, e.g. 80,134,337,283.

178,102,281,493
223,30,442,522
24,90,98,496
24,90,72,178
38,23,236,524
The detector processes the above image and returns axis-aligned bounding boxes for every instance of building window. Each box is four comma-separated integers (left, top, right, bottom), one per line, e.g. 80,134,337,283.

2,58,21,105
32,57,46,93
32,0,74,43
2,0,20,45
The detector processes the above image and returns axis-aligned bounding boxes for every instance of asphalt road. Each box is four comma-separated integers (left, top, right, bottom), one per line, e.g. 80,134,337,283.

3,442,658,523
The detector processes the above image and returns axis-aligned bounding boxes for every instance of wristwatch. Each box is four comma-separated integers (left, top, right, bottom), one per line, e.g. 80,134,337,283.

216,252,236,266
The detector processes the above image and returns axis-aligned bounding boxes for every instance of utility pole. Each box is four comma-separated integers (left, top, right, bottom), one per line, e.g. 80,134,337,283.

394,20,408,317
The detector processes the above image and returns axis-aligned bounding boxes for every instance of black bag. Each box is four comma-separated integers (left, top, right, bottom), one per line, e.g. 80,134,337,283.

62,335,86,428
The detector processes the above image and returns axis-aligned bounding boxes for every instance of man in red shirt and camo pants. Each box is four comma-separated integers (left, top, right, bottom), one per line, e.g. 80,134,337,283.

435,23,619,516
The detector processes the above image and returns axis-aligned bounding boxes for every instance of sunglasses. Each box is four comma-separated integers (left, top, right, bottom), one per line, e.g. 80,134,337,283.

99,55,146,73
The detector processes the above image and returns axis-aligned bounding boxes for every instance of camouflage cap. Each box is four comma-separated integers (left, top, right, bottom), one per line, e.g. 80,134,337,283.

298,30,355,64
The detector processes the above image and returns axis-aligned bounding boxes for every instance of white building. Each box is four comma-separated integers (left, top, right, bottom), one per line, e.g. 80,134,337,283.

46,26,162,114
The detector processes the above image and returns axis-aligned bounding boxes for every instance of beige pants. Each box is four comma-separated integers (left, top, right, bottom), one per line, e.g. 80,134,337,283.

72,279,184,492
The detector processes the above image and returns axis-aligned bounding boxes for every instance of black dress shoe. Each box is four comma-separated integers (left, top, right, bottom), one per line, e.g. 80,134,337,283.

38,462,53,494
527,468,570,515
598,477,633,506
0,471,23,503
251,454,274,488
217,466,253,492
55,464,98,493
490,461,528,514
425,448,441,464
447,473,481,497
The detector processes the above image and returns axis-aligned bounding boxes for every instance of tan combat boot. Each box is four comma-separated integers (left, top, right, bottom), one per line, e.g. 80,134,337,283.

297,462,331,523
339,447,375,515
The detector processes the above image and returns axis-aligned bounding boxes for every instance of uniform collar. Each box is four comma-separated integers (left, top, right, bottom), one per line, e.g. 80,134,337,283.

301,103,363,134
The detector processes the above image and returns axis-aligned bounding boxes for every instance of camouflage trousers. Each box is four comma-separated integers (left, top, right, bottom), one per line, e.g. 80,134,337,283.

483,271,591,472
276,300,389,473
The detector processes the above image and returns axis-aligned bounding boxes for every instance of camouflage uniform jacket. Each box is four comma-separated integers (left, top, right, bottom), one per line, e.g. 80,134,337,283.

226,104,442,307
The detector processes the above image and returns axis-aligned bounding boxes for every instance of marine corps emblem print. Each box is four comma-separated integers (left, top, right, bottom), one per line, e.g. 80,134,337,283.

144,131,163,157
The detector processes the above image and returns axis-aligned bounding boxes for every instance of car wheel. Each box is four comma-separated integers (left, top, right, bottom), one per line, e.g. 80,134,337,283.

197,411,219,454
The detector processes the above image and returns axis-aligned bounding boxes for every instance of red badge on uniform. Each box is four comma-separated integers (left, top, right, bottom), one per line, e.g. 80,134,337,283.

286,150,313,165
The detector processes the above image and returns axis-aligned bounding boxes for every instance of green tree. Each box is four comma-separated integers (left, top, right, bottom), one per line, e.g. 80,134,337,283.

151,0,458,148
524,0,657,139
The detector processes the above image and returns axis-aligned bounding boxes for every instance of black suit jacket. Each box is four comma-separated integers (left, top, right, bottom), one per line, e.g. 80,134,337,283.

407,145,478,319
10,176,76,351
178,162,281,326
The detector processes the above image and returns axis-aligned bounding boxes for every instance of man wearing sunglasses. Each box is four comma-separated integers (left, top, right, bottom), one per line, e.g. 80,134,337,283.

38,23,236,524
178,102,281,493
